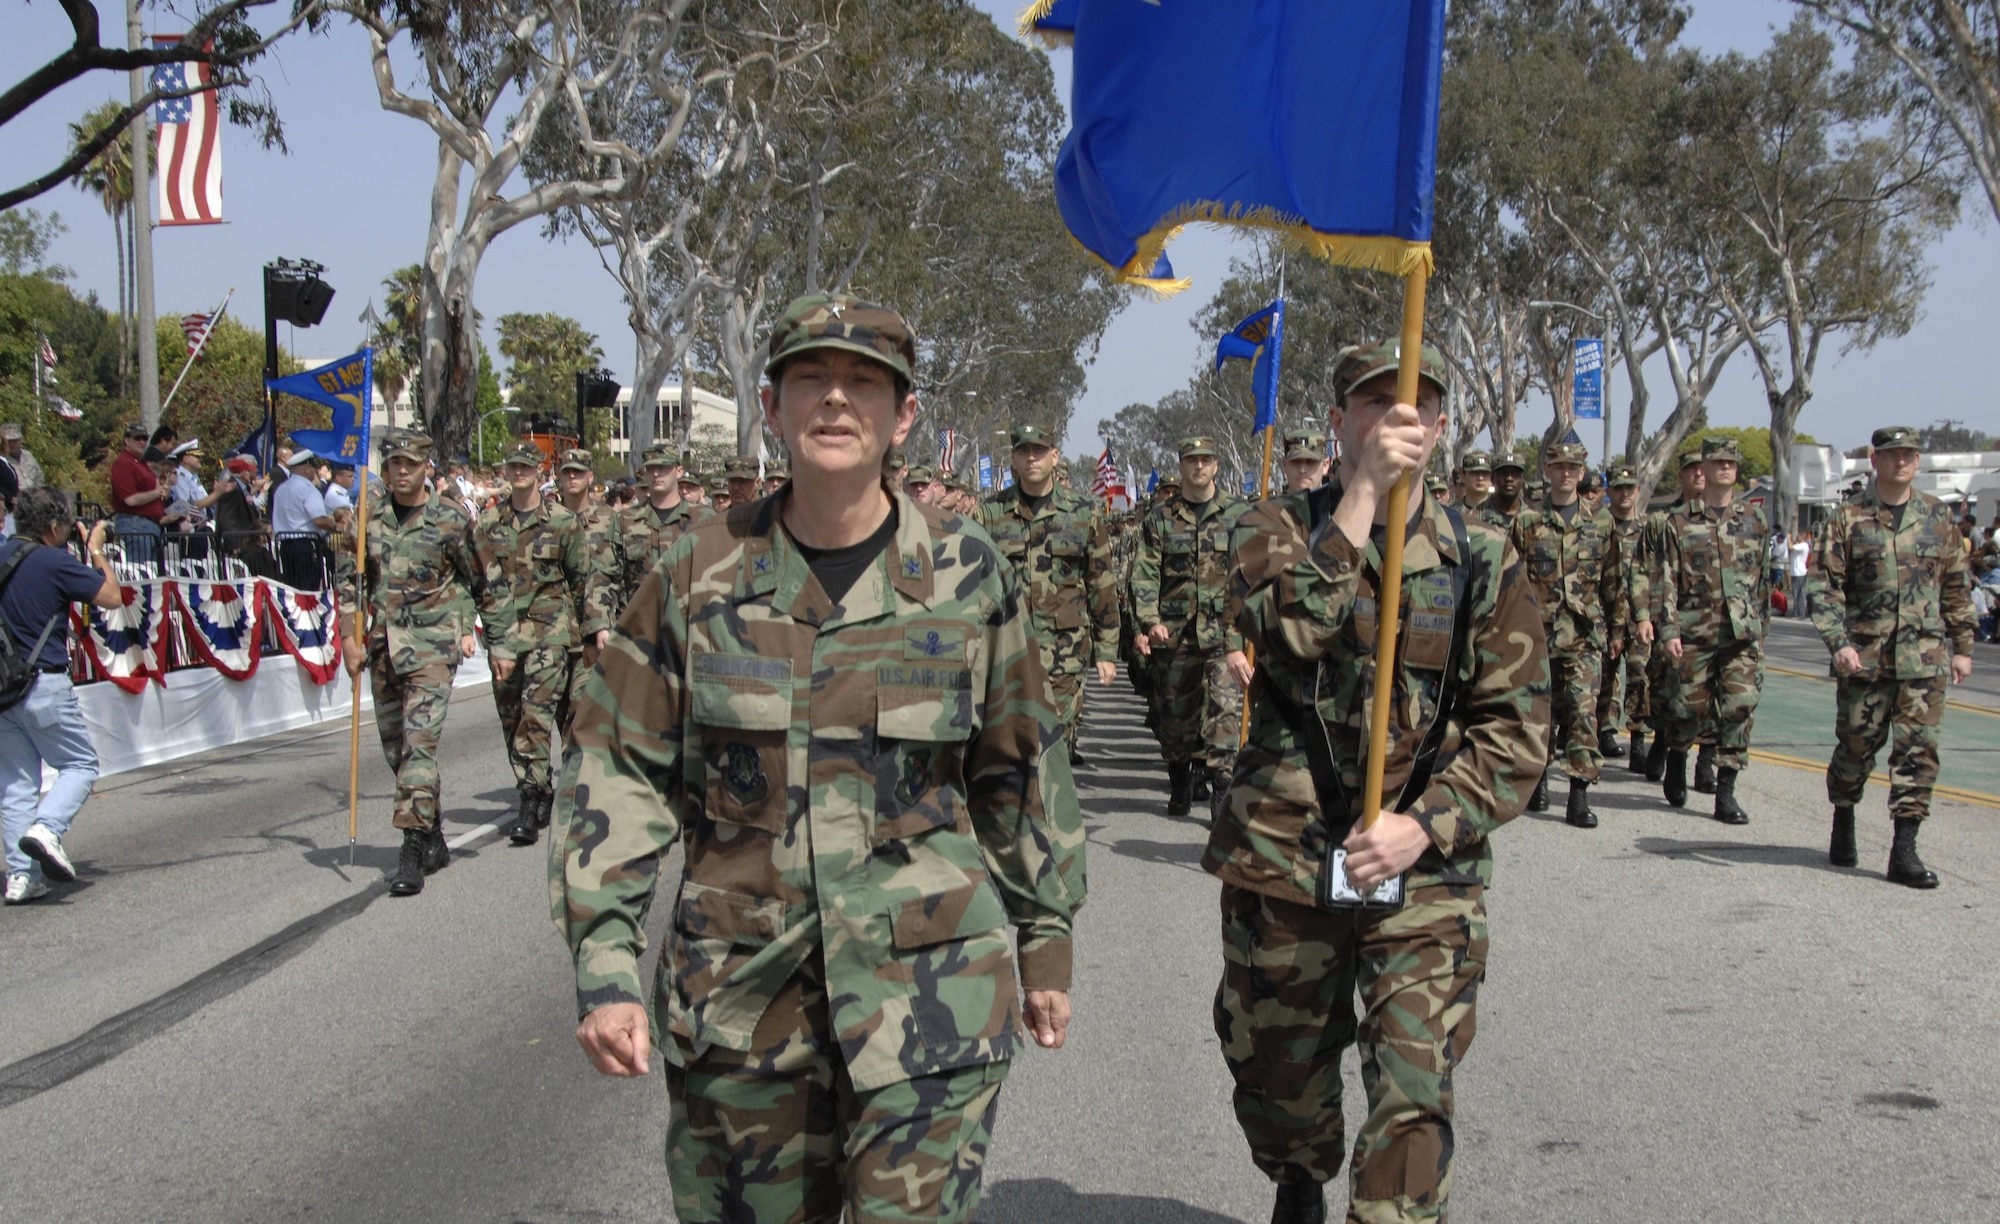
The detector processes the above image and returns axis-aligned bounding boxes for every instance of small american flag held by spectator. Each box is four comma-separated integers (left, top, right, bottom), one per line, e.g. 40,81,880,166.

152,38,223,225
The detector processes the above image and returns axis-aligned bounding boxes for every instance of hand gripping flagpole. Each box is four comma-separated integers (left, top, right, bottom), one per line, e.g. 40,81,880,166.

1358,271,1431,831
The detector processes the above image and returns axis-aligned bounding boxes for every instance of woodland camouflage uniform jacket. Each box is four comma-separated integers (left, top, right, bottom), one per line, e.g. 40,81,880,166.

1207,487,1550,901
565,497,621,635
473,498,609,657
1510,501,1617,654
553,490,1086,1090
612,497,708,607
1652,497,1771,647
334,493,515,673
977,484,1121,677
1807,487,1975,679
1132,492,1250,652
1597,509,1646,646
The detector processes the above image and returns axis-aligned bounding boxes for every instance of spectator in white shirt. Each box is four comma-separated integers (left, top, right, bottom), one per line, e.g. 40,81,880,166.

270,449,334,589
1788,532,1812,618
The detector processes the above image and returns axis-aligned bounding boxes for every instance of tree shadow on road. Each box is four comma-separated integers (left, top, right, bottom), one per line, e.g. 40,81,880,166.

1633,835,1857,876
978,1178,1242,1223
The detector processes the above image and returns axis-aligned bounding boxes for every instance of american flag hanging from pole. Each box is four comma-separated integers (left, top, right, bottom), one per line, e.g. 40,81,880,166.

939,427,958,475
181,312,217,356
151,38,223,226
39,335,57,368
1092,442,1116,501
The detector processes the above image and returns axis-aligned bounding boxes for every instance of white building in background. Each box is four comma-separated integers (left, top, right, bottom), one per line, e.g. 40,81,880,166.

607,385,740,460
1788,442,2000,523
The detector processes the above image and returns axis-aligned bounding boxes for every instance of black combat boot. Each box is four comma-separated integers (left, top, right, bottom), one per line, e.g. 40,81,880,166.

388,829,427,897
1663,749,1689,808
1271,1168,1326,1224
508,785,539,846
1886,817,1939,888
1693,745,1718,794
1565,778,1598,828
1191,763,1213,802
1527,773,1549,812
537,788,554,830
1598,730,1626,759
1713,766,1749,825
1829,805,1858,867
421,822,451,873
1166,760,1193,816
1627,729,1647,771
1644,734,1669,782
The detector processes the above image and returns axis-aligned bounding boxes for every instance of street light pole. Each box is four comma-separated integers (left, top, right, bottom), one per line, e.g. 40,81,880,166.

1527,299,1614,465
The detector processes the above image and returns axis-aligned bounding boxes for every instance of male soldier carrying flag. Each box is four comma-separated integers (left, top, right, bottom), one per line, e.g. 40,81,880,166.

336,428,517,896
1213,340,1548,1224
554,292,1084,1223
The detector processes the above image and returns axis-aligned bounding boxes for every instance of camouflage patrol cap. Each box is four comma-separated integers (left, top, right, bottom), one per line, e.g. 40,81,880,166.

1678,449,1704,471
707,477,728,495
638,440,681,470
1157,474,1182,490
1460,450,1492,475
1426,476,1448,493
765,459,789,479
724,455,760,479
1700,436,1743,463
764,292,917,383
1525,478,1548,495
1010,422,1056,448
1284,432,1327,462
884,447,908,472
1332,339,1450,402
1493,453,1526,472
1547,441,1589,466
677,469,704,487
557,447,593,472
906,465,937,484
503,443,544,468
380,428,434,463
1871,425,1921,452
1178,435,1218,459
1608,463,1640,488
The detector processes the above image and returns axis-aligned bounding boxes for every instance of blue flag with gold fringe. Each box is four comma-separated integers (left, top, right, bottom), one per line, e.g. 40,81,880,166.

267,348,374,469
1053,0,1448,293
1017,0,1079,46
1214,300,1285,433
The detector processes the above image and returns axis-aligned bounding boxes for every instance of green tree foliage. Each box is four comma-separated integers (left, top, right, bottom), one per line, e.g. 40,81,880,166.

1916,419,2000,452
496,312,603,431
1670,426,1820,480
0,209,71,279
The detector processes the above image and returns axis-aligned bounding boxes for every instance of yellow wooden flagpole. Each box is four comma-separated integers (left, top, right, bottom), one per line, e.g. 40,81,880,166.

1358,269,1431,830
345,470,369,866
1238,423,1277,748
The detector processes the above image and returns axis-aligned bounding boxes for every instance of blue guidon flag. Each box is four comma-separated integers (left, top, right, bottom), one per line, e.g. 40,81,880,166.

1018,0,1080,46
1049,0,1448,294
268,349,374,469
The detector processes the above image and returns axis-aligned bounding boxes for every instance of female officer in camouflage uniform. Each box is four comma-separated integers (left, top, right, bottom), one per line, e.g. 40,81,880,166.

1212,340,1548,1224
553,292,1084,1224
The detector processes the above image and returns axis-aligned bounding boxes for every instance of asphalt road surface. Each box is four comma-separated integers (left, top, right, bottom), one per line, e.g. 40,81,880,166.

2,660,1996,1222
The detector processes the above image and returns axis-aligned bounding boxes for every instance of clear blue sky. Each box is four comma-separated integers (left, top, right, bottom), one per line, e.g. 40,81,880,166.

3,1,1992,454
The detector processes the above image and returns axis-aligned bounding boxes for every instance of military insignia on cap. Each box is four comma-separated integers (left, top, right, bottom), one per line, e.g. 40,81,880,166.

720,743,769,805
1871,425,1920,450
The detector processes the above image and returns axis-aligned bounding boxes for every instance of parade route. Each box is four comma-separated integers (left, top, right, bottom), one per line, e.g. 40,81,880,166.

0,661,1996,1222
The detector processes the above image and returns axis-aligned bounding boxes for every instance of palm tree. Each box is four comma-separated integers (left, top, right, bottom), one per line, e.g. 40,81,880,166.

373,264,425,422
68,101,135,394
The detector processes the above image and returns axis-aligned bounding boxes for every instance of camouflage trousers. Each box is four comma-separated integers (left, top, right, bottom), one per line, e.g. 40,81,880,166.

1548,645,1604,782
492,642,568,791
1158,642,1241,770
1048,668,1085,756
1595,639,1651,735
1663,637,1764,772
368,653,455,832
664,954,1008,1224
1828,673,1948,821
1216,883,1488,1223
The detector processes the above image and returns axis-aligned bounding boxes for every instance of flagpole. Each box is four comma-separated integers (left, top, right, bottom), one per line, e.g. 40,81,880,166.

346,470,367,867
160,287,234,415
1358,270,1430,832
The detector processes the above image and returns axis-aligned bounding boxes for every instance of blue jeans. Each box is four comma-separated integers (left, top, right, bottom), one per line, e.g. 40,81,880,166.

0,674,100,882
114,514,164,567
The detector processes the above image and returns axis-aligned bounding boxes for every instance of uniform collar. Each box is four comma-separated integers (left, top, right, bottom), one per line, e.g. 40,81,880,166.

1324,479,1460,568
736,487,937,624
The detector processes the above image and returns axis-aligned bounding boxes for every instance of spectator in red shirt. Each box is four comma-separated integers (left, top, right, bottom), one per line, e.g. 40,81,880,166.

109,423,167,566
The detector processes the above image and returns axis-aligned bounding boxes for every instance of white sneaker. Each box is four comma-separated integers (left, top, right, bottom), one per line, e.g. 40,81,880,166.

20,823,75,883
4,873,48,904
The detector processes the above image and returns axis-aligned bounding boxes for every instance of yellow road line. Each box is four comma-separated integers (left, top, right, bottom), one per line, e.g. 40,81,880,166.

1764,664,2000,721
1748,748,2000,812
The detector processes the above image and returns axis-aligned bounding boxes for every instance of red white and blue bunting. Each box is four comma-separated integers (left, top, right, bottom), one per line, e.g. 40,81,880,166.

70,579,344,691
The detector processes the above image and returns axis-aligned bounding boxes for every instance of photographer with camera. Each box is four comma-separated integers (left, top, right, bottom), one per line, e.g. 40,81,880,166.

0,488,123,904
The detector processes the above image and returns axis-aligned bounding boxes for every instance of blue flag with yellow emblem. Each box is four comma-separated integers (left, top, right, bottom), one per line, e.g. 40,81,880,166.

267,348,373,469
1214,300,1285,433
1053,0,1448,293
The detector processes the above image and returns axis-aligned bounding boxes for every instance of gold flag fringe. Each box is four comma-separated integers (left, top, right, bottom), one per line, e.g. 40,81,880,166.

1076,200,1434,297
1015,0,1074,47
